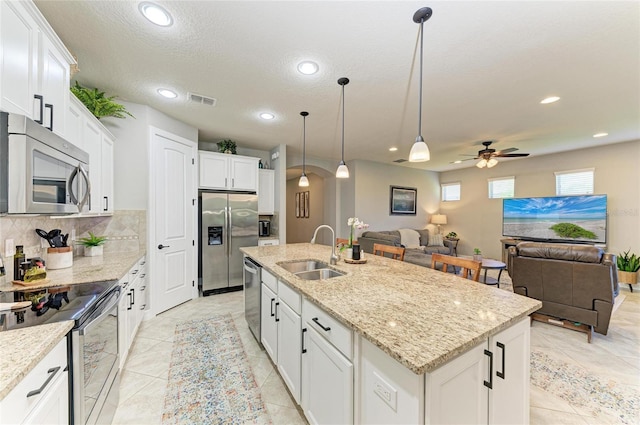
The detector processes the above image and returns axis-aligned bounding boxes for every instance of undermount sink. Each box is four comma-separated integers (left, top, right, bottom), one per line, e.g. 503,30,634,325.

277,260,345,280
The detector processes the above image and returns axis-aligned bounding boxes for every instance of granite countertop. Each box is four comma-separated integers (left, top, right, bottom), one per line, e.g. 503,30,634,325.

0,250,146,292
241,243,542,375
0,321,74,400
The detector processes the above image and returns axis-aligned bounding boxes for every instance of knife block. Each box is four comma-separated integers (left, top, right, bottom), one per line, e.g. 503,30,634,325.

47,247,73,269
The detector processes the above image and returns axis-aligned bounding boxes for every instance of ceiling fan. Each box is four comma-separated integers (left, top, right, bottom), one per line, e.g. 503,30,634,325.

453,141,530,168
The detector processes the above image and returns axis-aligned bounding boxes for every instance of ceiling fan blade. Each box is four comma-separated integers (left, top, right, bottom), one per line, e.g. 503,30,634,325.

449,157,476,164
493,147,518,155
495,153,530,157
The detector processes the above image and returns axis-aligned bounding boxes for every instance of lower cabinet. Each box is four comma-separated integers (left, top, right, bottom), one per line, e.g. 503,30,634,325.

118,256,147,369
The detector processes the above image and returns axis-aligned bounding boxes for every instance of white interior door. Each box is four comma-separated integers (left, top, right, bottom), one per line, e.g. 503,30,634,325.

150,127,197,314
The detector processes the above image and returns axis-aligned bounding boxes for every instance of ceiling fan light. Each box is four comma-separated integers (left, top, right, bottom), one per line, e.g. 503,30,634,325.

487,158,498,168
409,136,430,162
336,161,350,178
298,173,309,187
476,159,487,168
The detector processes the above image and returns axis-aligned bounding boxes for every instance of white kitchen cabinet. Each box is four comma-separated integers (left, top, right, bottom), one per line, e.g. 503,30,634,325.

261,283,278,362
258,238,279,246
198,150,258,191
0,337,68,425
101,133,114,213
0,0,74,137
65,95,84,149
84,118,102,214
258,169,275,214
118,256,146,369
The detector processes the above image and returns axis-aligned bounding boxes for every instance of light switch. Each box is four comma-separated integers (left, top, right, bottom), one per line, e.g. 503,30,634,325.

5,239,15,257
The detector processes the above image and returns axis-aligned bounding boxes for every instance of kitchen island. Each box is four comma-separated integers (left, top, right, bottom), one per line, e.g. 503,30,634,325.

242,243,542,424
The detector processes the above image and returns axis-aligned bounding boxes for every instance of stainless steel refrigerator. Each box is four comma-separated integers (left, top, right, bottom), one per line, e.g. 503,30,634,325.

199,191,258,295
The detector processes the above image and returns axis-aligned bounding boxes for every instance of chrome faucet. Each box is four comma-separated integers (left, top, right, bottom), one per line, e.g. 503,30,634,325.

310,225,339,265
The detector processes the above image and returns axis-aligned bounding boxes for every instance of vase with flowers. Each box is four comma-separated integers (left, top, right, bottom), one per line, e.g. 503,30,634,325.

344,217,369,258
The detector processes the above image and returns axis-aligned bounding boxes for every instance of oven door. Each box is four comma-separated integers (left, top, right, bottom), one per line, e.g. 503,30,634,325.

72,286,120,425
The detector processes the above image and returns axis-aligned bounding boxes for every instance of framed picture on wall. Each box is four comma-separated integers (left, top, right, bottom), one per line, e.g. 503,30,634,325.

295,192,300,218
304,191,310,218
390,186,417,215
300,192,305,218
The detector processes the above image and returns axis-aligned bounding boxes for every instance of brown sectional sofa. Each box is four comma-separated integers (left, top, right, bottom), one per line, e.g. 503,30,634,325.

358,229,454,268
508,242,618,335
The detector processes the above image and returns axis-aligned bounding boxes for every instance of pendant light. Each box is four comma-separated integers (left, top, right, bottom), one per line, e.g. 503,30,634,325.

298,111,310,187
409,7,433,163
336,77,350,178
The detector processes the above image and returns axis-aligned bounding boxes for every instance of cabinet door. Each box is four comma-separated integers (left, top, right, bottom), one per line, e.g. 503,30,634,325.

425,343,488,425
261,283,278,363
21,370,68,425
258,169,275,214
126,278,139,349
488,317,530,425
277,300,301,404
199,152,229,189
230,157,258,191
84,119,102,213
40,35,69,136
101,133,114,213
66,96,84,149
302,326,353,425
0,0,39,117
118,282,129,369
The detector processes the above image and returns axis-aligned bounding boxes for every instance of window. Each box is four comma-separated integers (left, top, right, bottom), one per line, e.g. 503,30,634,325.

555,169,594,195
441,182,461,201
488,176,515,199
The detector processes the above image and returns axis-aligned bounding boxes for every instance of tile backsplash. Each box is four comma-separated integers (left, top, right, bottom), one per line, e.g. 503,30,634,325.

0,210,145,279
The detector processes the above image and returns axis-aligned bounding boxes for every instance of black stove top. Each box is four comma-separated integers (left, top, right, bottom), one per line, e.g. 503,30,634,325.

0,280,118,331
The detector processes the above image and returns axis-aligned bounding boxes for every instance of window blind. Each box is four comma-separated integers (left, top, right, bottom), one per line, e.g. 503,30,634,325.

555,169,594,195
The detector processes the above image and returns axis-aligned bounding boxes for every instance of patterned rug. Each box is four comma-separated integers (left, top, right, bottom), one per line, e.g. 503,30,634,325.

531,349,640,424
162,315,271,425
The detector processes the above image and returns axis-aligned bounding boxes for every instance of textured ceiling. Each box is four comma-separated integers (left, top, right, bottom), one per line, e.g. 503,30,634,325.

35,1,640,172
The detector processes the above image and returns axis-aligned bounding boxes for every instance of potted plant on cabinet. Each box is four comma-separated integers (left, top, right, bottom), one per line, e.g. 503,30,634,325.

473,248,482,262
70,81,134,119
617,249,639,292
217,139,237,154
78,232,107,257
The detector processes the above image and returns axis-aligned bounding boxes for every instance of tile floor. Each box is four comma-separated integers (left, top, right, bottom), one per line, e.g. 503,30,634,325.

112,276,640,425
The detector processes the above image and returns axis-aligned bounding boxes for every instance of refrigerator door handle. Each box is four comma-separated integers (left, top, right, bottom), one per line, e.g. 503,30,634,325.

226,206,231,257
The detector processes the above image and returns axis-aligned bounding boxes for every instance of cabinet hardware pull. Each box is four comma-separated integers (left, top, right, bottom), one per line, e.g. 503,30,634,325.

312,317,331,332
232,178,235,187
44,103,54,131
127,292,132,310
131,270,138,275
33,94,44,124
27,366,60,398
496,342,506,379
131,288,135,305
275,302,280,322
103,196,108,211
302,328,307,353
225,178,227,187
270,298,275,317
140,274,146,278
483,349,493,389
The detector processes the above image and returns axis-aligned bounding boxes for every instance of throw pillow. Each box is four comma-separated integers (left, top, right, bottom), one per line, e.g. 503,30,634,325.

428,234,445,247
398,228,421,248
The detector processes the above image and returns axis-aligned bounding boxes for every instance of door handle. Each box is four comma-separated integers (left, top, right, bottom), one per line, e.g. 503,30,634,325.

484,349,493,389
312,317,331,332
103,196,108,212
270,298,275,317
69,164,91,212
44,103,54,131
158,244,170,250
496,342,506,379
33,94,44,124
275,302,280,322
302,328,307,354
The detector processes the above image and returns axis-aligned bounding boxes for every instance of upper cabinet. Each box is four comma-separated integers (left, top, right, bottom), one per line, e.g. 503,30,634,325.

199,151,258,192
0,0,75,138
258,169,275,215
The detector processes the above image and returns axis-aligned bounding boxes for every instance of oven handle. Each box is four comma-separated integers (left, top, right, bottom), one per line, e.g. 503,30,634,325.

77,288,120,336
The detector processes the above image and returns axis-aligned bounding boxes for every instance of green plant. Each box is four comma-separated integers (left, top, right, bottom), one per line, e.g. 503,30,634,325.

446,231,457,239
473,248,482,255
70,81,134,120
617,249,640,272
217,139,237,154
77,232,107,247
549,222,596,240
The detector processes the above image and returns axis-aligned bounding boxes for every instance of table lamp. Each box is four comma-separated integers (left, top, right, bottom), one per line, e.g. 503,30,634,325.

431,214,447,234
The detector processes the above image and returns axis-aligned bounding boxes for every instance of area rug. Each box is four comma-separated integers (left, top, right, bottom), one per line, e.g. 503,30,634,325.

162,315,271,425
530,349,640,424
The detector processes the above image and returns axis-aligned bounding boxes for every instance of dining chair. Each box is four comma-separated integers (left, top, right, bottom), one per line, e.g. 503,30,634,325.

431,253,481,282
373,243,406,261
336,238,351,246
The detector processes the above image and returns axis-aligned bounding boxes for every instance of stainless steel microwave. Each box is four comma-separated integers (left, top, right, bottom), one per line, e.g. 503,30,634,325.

0,111,90,214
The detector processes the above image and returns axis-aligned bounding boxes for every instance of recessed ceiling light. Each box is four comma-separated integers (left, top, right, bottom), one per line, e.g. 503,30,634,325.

540,96,560,104
297,61,319,75
139,2,173,27
389,147,398,152
260,113,275,120
157,88,177,98
593,132,608,138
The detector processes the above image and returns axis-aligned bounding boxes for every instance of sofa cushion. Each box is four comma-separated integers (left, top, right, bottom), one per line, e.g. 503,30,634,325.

416,229,430,246
428,234,445,247
398,229,421,248
423,245,451,255
517,242,603,263
360,231,401,245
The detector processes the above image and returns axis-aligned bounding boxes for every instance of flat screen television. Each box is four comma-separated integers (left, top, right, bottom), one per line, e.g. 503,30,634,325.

502,194,607,244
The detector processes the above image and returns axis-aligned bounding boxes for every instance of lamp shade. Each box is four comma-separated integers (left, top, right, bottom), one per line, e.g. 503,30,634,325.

409,136,430,162
298,173,309,187
431,214,447,225
476,158,488,168
336,162,350,178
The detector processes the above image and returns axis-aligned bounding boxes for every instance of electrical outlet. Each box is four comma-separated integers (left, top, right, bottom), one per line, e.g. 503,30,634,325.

5,239,15,257
71,228,76,243
373,371,397,411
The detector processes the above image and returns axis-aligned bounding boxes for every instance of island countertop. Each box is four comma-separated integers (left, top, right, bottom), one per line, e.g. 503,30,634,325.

241,243,541,374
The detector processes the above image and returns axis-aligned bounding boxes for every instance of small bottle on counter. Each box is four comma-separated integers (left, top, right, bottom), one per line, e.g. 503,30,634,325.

14,245,25,281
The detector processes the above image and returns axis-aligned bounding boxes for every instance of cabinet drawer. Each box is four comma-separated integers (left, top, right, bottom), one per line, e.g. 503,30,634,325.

303,299,352,360
278,281,301,315
0,337,67,424
262,269,278,293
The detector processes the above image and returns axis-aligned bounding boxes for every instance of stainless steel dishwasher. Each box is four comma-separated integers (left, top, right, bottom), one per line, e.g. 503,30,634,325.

243,257,262,343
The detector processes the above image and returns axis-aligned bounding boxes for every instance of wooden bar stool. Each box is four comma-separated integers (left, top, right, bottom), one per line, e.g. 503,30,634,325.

431,253,481,282
373,243,405,261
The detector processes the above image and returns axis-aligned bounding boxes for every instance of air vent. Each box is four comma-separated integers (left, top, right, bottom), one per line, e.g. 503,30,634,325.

188,92,217,107
393,158,408,163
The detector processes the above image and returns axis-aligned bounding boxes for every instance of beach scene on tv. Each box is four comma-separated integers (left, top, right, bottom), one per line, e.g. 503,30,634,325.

503,195,607,243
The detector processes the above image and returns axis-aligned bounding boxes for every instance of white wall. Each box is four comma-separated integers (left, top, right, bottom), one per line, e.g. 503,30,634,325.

439,139,640,260
286,173,325,243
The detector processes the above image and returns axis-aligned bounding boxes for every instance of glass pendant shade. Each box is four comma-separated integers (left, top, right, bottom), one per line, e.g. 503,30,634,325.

298,173,309,187
487,158,498,168
409,135,430,162
336,161,349,178
476,158,488,168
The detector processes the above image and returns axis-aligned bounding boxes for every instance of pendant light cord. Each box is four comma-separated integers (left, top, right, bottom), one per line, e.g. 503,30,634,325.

418,18,424,137
341,84,345,162
302,115,306,173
